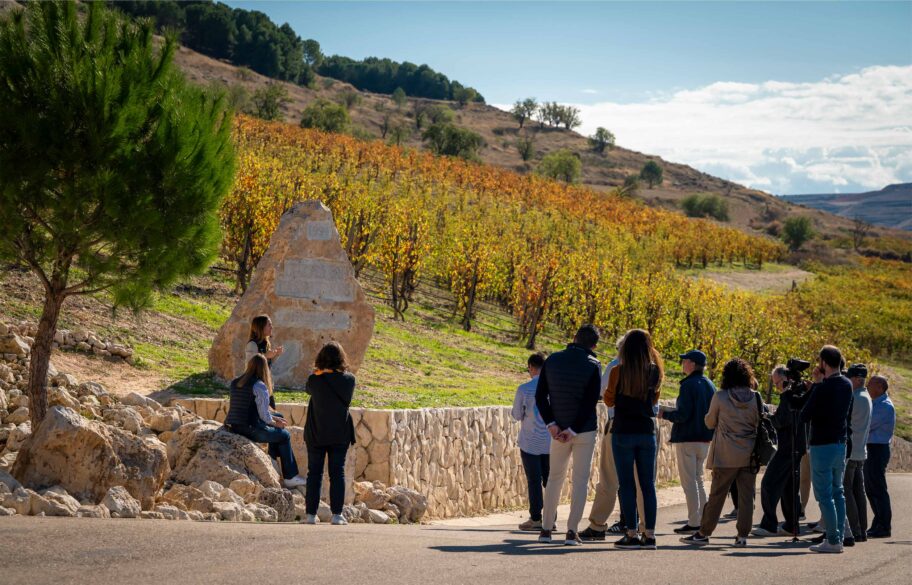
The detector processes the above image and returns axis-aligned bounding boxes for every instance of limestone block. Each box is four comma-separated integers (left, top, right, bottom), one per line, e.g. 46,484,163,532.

102,486,141,518
209,201,375,387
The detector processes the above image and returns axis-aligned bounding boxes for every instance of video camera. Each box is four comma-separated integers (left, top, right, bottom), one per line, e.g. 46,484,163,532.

783,358,811,384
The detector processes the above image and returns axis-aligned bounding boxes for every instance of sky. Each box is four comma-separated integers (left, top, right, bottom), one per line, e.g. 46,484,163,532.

225,1,912,195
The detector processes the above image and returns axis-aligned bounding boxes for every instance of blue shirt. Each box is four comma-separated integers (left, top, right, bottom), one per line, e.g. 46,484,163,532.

511,375,551,455
867,393,896,445
252,381,273,425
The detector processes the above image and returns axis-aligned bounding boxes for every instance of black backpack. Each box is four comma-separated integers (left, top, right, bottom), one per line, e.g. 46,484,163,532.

750,393,778,474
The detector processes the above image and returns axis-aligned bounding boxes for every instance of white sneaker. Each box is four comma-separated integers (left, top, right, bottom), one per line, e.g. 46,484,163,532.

751,527,777,537
331,514,348,526
283,475,307,488
810,541,844,554
303,514,318,525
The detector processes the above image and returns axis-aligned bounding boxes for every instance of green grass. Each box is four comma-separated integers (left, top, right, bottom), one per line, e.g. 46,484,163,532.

150,293,233,330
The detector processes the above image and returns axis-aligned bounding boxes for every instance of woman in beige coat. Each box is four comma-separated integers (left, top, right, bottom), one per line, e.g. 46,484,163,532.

680,358,761,548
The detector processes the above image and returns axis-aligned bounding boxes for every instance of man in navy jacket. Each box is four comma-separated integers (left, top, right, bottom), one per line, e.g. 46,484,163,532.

660,350,715,534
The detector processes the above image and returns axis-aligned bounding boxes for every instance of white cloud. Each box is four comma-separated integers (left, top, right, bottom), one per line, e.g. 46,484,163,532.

581,88,599,95
567,66,912,194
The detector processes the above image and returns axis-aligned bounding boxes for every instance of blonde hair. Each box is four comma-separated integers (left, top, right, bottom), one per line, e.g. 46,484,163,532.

248,315,271,351
238,354,273,394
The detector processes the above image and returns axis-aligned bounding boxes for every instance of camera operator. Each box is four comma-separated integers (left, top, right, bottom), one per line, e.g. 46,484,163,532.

752,365,807,537
800,345,854,554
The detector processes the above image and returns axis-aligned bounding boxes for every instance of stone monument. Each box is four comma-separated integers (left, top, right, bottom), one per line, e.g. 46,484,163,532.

209,201,374,386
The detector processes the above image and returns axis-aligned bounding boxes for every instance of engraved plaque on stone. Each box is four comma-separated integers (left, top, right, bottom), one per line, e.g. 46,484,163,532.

275,259,354,302
306,220,334,241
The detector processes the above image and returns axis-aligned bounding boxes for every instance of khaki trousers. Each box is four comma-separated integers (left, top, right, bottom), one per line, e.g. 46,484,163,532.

542,430,597,534
676,442,710,527
700,467,756,538
587,428,647,532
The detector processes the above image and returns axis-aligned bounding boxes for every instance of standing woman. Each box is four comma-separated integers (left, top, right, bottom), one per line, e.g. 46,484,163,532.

225,354,307,489
604,329,664,550
681,358,761,548
246,316,284,395
303,342,356,526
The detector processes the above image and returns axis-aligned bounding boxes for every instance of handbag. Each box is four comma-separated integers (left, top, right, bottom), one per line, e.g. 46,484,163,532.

750,392,778,474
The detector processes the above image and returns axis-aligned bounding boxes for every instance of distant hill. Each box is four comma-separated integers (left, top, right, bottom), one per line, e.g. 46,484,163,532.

782,184,912,231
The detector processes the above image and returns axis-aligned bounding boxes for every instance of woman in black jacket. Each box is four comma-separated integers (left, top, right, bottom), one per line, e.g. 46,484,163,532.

303,342,356,525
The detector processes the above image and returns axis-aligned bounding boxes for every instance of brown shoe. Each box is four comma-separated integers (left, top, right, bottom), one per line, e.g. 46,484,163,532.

519,518,543,531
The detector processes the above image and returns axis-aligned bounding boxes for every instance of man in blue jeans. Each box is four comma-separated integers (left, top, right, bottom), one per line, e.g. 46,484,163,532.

800,345,854,554
511,352,551,531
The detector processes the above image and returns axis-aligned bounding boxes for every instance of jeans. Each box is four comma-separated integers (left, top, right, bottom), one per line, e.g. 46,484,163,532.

864,443,892,532
810,443,847,545
520,450,550,522
843,459,866,539
759,449,800,533
612,433,657,532
229,423,299,480
305,444,349,515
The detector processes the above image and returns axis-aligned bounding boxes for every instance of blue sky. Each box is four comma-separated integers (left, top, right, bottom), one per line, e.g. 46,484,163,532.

225,1,912,194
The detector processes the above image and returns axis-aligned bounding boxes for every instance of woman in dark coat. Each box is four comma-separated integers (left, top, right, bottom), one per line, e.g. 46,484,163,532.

303,341,356,525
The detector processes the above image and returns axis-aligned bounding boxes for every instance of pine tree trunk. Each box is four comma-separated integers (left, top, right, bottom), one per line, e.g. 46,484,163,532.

28,291,64,427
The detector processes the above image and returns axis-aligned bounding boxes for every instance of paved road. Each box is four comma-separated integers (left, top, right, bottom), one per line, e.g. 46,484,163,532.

1,475,909,585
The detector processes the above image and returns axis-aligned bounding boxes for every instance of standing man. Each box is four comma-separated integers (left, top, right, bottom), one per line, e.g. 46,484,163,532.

535,324,602,546
511,352,551,531
865,374,895,538
753,365,806,537
843,364,872,545
579,335,625,541
800,345,854,554
660,350,715,535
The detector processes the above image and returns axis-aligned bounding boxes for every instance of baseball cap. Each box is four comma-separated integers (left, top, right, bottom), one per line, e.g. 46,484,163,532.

679,350,707,367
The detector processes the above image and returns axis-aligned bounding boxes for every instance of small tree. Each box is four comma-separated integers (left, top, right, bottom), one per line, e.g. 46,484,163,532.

427,104,455,125
536,149,582,183
782,216,815,251
300,99,351,133
392,87,407,109
251,82,289,121
516,134,535,162
589,127,616,153
302,38,323,67
851,216,871,252
681,193,729,221
387,123,411,146
511,97,538,129
617,175,640,198
0,1,235,426
339,89,361,110
558,105,582,130
422,123,484,160
452,85,477,107
639,160,664,188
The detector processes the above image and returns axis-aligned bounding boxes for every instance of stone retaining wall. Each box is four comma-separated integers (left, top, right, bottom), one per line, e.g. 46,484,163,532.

172,399,679,519
173,397,912,520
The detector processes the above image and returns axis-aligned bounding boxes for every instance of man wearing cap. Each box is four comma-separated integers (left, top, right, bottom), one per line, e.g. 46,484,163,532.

843,364,872,545
753,365,807,537
658,350,716,534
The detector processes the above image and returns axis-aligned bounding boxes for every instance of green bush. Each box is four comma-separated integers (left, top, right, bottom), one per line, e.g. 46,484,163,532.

300,99,351,133
681,193,730,221
422,123,484,160
536,149,582,183
782,216,815,251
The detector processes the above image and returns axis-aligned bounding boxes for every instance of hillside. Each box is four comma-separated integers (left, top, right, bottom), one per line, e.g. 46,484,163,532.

165,42,912,250
782,183,912,231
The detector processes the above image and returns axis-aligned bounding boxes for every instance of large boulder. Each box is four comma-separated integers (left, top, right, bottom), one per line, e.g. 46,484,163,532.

208,201,374,387
0,334,29,357
167,421,281,489
387,485,428,524
11,406,169,509
256,487,295,522
102,486,141,518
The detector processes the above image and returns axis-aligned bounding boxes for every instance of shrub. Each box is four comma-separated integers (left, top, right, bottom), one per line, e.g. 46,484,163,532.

300,99,351,133
681,193,730,221
536,149,581,183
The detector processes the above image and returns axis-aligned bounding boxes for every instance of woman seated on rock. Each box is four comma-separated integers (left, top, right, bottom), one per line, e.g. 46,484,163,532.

303,341,356,526
225,354,307,489
245,315,285,409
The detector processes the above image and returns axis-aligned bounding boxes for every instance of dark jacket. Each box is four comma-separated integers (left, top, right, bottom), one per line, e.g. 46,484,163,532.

225,376,259,427
664,371,715,443
800,373,853,446
772,387,809,455
304,371,356,447
535,344,602,434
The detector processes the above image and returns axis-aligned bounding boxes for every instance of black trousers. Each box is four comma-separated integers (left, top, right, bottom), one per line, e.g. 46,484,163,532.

520,451,550,522
864,443,892,531
759,449,799,532
305,443,349,515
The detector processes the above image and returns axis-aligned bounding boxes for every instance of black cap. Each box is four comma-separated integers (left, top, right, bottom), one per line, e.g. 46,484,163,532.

679,350,707,367
846,363,868,379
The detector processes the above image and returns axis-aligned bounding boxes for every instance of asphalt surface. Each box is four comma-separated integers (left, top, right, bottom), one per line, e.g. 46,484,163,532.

1,474,909,585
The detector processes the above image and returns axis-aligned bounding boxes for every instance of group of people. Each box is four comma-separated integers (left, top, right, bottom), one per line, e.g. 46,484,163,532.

513,325,897,552
224,315,356,525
